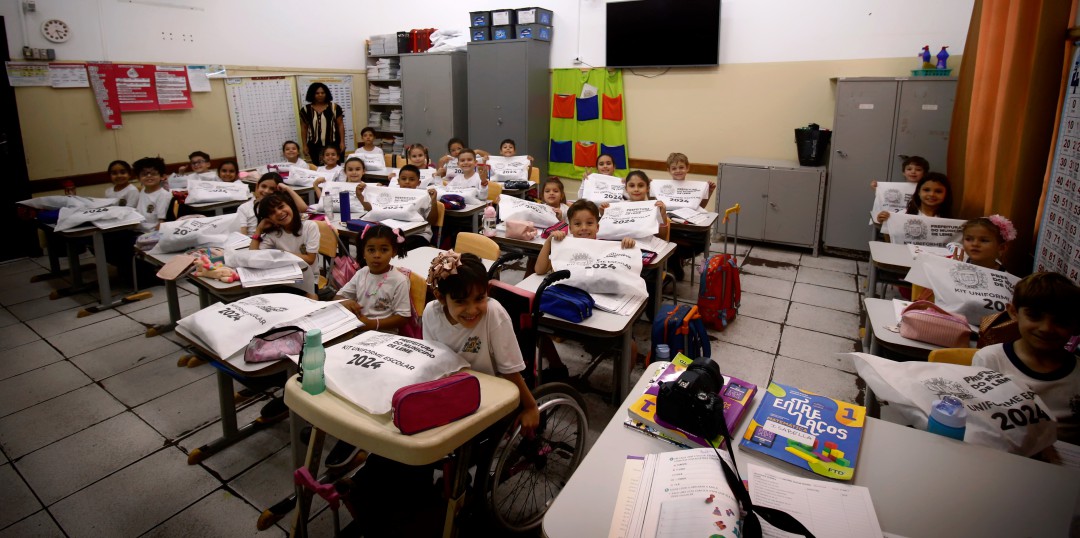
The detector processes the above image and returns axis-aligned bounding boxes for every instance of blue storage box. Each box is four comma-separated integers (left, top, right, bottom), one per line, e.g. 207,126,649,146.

469,11,491,27
516,7,553,26
470,27,491,42
516,24,552,41
491,25,515,41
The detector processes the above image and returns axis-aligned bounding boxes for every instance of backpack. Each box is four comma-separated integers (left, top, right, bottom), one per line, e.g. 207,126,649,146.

650,304,711,361
698,253,741,331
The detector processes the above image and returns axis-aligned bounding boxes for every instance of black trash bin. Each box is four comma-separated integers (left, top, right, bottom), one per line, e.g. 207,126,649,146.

794,124,832,166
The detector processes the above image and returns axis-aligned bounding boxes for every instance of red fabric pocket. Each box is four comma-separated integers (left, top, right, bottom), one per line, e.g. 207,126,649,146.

552,94,575,119
603,94,624,122
574,142,598,167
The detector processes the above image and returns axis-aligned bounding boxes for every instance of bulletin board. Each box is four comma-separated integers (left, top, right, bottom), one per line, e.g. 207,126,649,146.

296,75,356,153
1034,47,1080,285
224,76,301,169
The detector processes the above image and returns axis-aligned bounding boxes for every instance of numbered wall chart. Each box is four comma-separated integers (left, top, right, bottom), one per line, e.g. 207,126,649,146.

1035,47,1080,285
296,75,355,152
225,76,301,169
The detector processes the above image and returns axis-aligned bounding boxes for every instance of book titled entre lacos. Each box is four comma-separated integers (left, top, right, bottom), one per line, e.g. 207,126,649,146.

740,382,866,481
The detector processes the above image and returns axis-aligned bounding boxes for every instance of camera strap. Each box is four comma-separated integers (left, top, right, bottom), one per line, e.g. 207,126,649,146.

711,415,816,538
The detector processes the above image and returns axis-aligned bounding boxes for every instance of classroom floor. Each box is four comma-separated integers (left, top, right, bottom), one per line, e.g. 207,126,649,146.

0,239,869,537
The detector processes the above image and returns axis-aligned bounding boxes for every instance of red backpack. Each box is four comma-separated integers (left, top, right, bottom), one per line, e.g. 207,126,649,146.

697,254,741,331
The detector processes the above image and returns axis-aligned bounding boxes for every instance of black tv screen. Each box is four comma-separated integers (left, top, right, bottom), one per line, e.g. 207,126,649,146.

606,0,721,68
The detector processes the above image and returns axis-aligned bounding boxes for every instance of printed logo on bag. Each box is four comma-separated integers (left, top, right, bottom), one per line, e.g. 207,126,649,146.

376,192,392,205
950,264,988,289
245,296,287,313
571,252,591,264
884,188,903,204
605,206,624,218
660,184,675,195
903,220,928,240
923,377,975,400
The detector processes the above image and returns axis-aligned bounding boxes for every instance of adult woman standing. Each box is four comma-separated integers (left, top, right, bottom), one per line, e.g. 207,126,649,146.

299,83,345,166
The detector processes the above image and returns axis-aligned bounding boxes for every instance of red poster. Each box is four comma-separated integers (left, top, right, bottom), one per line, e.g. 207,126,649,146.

115,64,158,112
86,62,122,129
154,65,192,110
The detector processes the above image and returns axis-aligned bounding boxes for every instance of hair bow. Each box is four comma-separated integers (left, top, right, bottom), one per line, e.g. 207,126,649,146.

987,214,1017,242
427,250,463,287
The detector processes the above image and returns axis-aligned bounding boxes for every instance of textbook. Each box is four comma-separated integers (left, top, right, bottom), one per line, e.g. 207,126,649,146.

739,382,866,481
626,359,757,449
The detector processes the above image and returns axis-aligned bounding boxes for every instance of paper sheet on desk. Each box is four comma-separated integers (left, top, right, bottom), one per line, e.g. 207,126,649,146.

592,293,641,316
607,457,645,538
669,207,709,224
283,301,362,342
748,463,883,538
236,264,303,287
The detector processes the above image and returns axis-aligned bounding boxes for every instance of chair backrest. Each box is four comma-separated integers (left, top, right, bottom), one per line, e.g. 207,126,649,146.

529,167,540,182
408,270,428,317
487,181,503,202
928,348,977,365
455,232,500,261
431,199,445,227
314,220,339,258
384,154,394,168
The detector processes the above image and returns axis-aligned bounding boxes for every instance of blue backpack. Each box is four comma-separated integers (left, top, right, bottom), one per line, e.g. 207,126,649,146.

650,304,711,361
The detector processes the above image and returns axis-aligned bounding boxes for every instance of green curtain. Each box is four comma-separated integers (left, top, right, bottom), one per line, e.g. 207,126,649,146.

548,69,629,178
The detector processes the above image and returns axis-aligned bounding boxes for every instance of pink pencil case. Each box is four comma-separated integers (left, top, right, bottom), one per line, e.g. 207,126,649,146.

392,372,481,435
898,300,971,348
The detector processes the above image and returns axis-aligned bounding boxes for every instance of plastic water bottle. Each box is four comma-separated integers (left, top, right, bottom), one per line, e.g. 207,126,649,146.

655,344,671,362
339,192,351,222
483,203,497,237
927,395,967,441
301,329,326,396
321,192,334,223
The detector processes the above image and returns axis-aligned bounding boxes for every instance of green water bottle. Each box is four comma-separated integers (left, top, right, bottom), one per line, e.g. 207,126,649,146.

301,329,326,395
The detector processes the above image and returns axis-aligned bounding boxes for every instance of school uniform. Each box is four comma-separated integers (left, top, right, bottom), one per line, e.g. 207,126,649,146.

316,165,345,183
259,220,320,293
447,172,488,199
135,188,173,233
104,183,139,208
337,266,411,320
422,298,525,376
352,146,385,160
235,199,257,233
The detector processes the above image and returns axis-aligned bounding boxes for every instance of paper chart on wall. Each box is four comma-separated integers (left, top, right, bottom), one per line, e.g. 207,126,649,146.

296,75,355,152
48,63,89,88
225,76,302,169
186,65,212,92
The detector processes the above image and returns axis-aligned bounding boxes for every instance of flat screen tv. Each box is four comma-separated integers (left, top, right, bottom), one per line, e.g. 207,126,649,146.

606,0,721,68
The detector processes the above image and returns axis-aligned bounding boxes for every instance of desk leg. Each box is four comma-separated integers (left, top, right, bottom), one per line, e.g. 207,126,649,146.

442,443,473,538
869,323,881,356
617,328,633,402
653,265,664,320
291,427,326,538
198,287,211,308
861,264,879,352
217,370,239,437
31,227,68,282
147,279,180,337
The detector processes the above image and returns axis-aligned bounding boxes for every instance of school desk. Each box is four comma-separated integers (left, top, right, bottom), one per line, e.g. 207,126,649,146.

494,179,536,199
513,273,647,401
334,218,427,243
397,246,494,278
185,197,249,217
669,211,718,285
45,222,149,316
863,241,917,350
284,369,520,537
543,362,1080,538
443,202,487,235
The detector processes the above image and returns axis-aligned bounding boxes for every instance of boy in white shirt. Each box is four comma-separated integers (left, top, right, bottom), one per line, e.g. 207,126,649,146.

132,157,173,233
444,148,489,199
394,164,439,250
351,127,385,164
972,272,1080,446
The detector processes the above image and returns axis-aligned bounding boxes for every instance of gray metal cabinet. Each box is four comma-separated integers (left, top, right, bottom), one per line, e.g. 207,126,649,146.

717,158,827,255
823,77,957,252
467,39,550,177
401,52,468,155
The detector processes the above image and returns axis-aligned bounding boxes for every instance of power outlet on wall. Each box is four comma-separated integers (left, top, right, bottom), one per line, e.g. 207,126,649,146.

22,0,36,13
22,47,55,60
160,31,195,42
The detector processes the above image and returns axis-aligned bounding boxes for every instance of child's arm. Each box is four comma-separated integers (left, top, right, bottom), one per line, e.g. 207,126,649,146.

359,314,406,332
354,183,372,211
876,211,892,223
279,184,309,212
426,189,439,227
656,200,671,242
535,232,566,274
503,371,539,436
699,182,716,209
478,167,489,187
312,177,326,198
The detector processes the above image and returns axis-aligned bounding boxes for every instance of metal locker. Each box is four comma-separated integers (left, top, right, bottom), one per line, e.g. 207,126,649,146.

717,163,769,241
765,167,822,246
890,79,956,180
401,52,468,155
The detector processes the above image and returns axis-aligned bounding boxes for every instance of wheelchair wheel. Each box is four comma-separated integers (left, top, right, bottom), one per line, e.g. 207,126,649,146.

483,382,588,533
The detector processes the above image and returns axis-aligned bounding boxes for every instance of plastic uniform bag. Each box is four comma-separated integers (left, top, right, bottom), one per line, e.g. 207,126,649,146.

320,182,362,212
882,214,965,246
597,200,662,240
850,353,1057,455
156,214,239,253
486,156,530,182
550,236,646,296
363,186,427,222
581,173,626,204
323,331,469,415
285,166,322,187
499,195,559,227
904,254,1020,326
176,293,327,359
649,179,708,209
356,153,386,172
54,205,145,232
18,196,116,210
443,157,463,179
185,179,251,204
869,182,916,223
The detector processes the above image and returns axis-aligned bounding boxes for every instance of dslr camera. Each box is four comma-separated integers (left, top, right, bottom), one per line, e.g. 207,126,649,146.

656,357,726,439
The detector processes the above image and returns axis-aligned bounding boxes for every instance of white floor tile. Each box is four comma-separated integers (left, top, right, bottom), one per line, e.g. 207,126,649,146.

707,341,776,390
50,447,219,538
777,327,858,373
746,245,802,264
0,361,92,418
69,336,182,381
0,259,45,280
785,303,861,340
101,353,214,408
799,254,857,274
16,412,164,505
740,273,794,300
0,510,64,538
857,261,870,276
229,447,325,515
142,489,272,538
771,356,862,404
0,464,43,529
0,340,65,382
711,315,781,354
124,294,202,328
0,279,73,308
46,316,145,357
736,292,789,324
0,384,125,459
740,259,798,282
795,266,858,291
25,306,120,338
0,324,40,353
6,293,97,322
134,375,233,441
791,282,860,314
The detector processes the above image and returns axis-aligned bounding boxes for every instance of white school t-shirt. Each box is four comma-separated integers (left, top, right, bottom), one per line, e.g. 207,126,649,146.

104,183,139,208
972,342,1080,445
447,172,488,199
235,199,257,233
337,266,412,320
258,220,320,292
135,188,173,232
422,298,525,377
316,165,345,183
352,146,385,160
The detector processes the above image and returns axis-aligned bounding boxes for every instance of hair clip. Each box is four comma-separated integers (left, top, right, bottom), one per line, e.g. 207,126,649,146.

987,214,1017,242
392,228,405,244
427,250,463,287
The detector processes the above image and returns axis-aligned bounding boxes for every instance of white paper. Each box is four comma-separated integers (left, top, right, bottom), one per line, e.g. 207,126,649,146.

607,457,645,538
6,61,49,87
630,448,741,538
591,293,636,316
906,244,952,259
48,63,89,88
283,302,362,342
748,463,883,538
236,264,303,288
581,82,598,99
186,65,212,92
1051,441,1080,469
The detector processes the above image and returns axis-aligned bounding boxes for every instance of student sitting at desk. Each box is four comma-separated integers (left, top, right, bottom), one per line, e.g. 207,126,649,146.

878,173,953,224
315,146,344,184
444,148,489,198
177,150,212,175
666,152,714,281
216,160,240,182
335,224,411,332
351,126,384,161
282,140,315,169
102,156,172,287
313,156,367,201
394,164,439,251
249,192,320,298
236,172,308,235
436,137,490,179
578,152,617,200
539,177,569,222
388,143,434,185
972,272,1080,446
104,159,139,208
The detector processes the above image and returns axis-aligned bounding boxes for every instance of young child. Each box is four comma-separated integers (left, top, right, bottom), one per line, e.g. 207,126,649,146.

236,172,309,235
445,148,489,198
250,192,320,297
314,156,367,200
540,177,569,222
871,155,928,191
961,215,1015,270
667,152,715,209
880,172,953,223
178,151,211,174
352,127,385,161
437,138,490,178
315,146,344,184
388,143,433,185
216,160,239,182
394,164,439,250
666,153,714,280
499,138,535,165
132,157,173,232
104,160,139,208
623,171,671,241
578,153,618,199
972,272,1080,445
282,140,314,169
335,224,411,331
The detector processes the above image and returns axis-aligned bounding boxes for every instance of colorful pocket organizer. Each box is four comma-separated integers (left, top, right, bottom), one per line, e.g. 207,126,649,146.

576,95,599,121
552,94,575,119
603,94,624,122
574,142,598,167
600,144,628,170
550,140,573,163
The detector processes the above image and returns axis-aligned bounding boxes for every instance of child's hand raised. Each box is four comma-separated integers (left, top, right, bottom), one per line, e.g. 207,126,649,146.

655,200,667,213
550,230,567,241
355,182,367,201
620,237,636,249
427,187,438,200
876,210,891,223
870,180,879,189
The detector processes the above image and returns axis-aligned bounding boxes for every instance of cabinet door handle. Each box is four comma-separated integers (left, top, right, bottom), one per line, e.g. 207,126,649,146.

426,129,432,135
770,202,777,209
761,193,768,198
836,150,848,158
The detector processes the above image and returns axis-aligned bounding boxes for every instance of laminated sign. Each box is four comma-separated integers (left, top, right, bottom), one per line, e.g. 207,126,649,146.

649,179,708,209
904,254,1020,326
550,236,646,296
870,182,917,222
598,200,662,240
176,293,326,359
285,166,322,187
185,179,250,204
499,195,560,227
324,331,468,415
883,214,965,246
581,173,626,203
364,185,427,222
156,214,238,252
486,156,530,182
